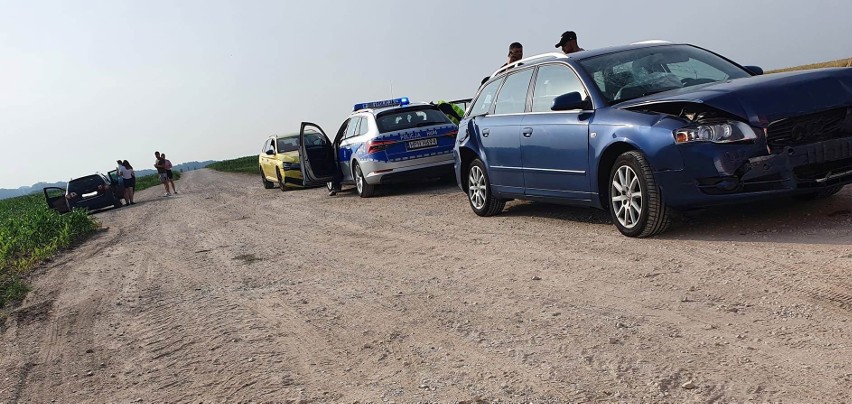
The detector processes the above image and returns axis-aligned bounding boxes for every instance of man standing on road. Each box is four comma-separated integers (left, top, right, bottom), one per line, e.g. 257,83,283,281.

154,151,171,197
161,153,178,195
555,31,584,54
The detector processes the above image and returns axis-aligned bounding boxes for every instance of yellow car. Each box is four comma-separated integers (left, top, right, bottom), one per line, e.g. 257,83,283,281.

258,134,304,191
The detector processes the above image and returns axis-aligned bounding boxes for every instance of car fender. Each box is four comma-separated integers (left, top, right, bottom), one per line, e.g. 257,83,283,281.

453,118,494,184
589,114,686,208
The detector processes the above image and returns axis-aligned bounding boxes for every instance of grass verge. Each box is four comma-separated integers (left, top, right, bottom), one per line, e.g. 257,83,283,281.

0,194,99,307
134,171,181,191
767,58,852,73
207,156,257,174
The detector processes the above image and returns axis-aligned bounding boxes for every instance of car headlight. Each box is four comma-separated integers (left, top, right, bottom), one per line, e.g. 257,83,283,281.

282,162,300,170
673,120,758,144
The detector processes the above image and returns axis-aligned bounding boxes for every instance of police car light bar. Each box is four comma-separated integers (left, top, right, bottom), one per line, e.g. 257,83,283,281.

354,97,409,111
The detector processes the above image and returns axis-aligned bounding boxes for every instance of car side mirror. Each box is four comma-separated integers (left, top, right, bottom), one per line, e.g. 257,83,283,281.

265,149,275,155
551,92,588,111
744,65,763,76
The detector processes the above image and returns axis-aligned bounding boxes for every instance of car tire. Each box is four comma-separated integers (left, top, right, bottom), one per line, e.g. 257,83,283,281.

467,158,505,216
792,184,844,201
608,151,671,237
276,168,287,192
354,164,376,198
260,167,274,189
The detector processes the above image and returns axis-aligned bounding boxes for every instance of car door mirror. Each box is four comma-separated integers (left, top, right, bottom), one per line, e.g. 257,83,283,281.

743,65,763,76
265,149,275,155
551,92,587,111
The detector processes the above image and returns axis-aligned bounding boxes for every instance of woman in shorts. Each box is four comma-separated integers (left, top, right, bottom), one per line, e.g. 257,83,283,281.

120,160,136,205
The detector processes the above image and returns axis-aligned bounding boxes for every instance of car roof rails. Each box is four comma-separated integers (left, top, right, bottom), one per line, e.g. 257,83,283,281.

489,52,566,79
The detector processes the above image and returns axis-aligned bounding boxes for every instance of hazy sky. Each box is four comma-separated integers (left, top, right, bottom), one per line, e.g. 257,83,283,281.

2,0,851,189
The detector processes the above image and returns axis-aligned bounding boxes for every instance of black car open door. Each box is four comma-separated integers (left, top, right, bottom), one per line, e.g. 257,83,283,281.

43,187,70,214
298,122,336,187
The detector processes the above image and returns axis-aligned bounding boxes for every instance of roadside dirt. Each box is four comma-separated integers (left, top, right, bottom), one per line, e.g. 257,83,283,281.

1,169,851,403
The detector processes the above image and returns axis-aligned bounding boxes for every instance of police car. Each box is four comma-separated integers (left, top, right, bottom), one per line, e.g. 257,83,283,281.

297,97,458,197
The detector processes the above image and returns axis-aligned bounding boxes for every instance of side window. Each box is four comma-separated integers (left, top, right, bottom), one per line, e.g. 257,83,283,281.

469,79,502,117
345,117,360,139
357,116,370,135
531,64,587,112
262,139,273,153
493,68,534,115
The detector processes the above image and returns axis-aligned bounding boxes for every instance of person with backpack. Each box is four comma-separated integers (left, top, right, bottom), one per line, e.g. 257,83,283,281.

161,153,178,195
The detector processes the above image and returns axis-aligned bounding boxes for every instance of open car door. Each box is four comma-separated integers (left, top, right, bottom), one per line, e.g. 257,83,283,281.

43,187,70,214
298,122,336,187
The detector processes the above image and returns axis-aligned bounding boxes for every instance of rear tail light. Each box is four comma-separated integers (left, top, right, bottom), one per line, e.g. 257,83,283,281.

367,139,395,154
445,130,458,137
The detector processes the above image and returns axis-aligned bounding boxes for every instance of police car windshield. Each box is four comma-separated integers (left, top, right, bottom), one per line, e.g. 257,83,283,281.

276,136,299,153
375,106,451,133
68,175,104,193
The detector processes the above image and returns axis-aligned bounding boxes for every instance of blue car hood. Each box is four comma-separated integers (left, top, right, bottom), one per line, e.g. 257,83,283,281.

617,68,852,127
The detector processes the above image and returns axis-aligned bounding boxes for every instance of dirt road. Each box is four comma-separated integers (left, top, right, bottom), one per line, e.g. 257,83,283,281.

2,169,851,403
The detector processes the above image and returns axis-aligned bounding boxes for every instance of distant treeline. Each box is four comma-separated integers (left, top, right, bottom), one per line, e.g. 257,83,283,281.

0,160,216,200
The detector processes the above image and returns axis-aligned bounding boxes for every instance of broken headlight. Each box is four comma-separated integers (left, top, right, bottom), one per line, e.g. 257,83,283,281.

673,120,758,144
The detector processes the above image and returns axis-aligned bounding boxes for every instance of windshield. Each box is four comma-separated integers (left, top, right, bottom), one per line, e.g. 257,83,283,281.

579,44,752,104
375,106,451,133
276,135,299,153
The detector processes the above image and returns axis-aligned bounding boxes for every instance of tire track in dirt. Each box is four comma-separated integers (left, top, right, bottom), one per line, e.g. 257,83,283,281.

2,169,850,403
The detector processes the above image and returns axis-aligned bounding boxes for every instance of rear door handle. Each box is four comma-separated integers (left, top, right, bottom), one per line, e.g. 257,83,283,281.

482,128,490,137
522,127,533,137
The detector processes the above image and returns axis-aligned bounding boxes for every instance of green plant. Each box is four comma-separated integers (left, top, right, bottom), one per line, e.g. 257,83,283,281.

132,171,181,191
207,156,258,174
0,194,98,307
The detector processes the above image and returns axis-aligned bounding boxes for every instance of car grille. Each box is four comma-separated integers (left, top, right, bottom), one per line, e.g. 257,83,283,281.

766,107,852,149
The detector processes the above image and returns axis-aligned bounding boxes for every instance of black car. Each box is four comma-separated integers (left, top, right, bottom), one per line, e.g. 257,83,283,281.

44,171,124,214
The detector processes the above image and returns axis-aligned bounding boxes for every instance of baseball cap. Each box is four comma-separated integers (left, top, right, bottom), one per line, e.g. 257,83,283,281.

555,31,577,48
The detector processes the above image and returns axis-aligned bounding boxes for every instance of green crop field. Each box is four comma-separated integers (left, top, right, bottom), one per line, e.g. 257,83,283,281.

207,156,257,174
0,171,182,308
0,194,98,307
135,171,181,190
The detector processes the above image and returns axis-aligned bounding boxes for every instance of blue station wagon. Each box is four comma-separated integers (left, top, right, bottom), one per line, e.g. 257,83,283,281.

454,42,852,237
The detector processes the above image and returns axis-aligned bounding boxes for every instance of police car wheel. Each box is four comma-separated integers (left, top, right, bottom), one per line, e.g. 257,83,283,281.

467,159,504,216
276,168,287,192
355,164,376,198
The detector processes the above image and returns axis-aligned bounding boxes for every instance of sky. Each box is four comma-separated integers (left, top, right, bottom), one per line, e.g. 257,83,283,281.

1,0,851,189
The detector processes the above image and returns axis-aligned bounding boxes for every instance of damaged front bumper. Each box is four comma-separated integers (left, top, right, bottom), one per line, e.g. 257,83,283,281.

656,136,852,208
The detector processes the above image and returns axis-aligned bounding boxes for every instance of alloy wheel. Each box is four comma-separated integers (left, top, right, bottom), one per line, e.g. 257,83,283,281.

468,165,487,210
611,165,643,229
